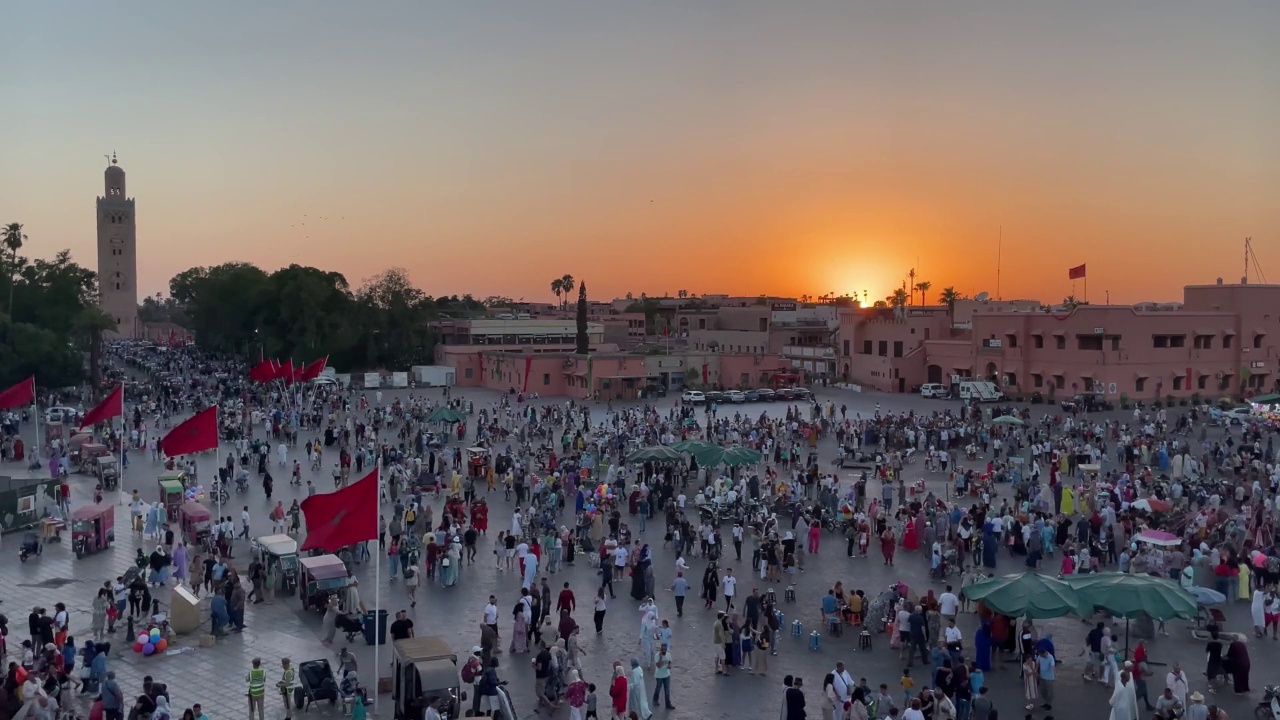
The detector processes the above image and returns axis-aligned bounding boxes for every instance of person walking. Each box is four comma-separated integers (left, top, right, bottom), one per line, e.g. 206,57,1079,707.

671,572,689,618
652,643,674,710
247,657,267,720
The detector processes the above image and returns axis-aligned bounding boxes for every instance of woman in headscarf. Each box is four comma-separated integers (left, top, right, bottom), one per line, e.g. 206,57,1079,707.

981,521,998,569
151,694,173,720
973,617,993,672
702,563,719,609
627,658,652,720
1252,587,1267,637
609,662,628,720
148,545,171,587
1225,637,1250,693
172,543,189,587
639,606,657,669
631,547,650,601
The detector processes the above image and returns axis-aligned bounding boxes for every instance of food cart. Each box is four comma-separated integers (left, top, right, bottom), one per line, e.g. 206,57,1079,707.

299,554,349,611
44,420,65,443
254,534,301,595
95,456,120,491
67,433,92,466
179,501,213,547
77,443,110,473
466,447,489,481
158,472,187,519
71,502,115,558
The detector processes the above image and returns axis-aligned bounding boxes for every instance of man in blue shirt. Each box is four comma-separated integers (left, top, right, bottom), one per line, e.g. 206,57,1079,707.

100,670,125,720
1035,647,1055,711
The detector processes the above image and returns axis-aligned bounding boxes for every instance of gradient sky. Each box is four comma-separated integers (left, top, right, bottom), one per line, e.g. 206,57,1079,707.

5,2,1279,305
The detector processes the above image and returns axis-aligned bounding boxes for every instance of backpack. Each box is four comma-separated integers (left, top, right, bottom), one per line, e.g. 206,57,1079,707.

461,657,481,684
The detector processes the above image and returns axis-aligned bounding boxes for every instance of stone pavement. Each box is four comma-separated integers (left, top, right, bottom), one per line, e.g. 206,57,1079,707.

1,386,1273,720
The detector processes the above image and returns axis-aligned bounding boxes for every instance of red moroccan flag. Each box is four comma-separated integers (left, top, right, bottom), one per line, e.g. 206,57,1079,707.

298,356,329,382
300,467,379,552
158,406,218,457
1068,264,1087,280
248,360,276,384
276,358,295,384
0,376,35,411
80,385,124,428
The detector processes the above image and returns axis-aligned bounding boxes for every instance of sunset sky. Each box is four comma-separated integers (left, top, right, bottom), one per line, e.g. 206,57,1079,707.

6,2,1278,305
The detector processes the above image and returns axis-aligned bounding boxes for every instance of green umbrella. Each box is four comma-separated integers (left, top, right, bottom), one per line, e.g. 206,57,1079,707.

991,415,1025,426
1063,573,1198,620
1250,393,1280,405
426,407,467,424
671,439,714,453
723,446,763,466
961,572,1092,619
626,446,683,463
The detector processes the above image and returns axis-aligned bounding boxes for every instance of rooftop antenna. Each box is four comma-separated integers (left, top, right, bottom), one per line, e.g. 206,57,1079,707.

1245,237,1267,284
996,226,1003,300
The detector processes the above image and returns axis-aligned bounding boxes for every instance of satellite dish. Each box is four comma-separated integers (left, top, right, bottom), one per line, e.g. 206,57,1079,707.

975,292,990,302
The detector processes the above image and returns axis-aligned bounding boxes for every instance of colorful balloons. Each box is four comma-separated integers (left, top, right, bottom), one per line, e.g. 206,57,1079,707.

132,642,144,653
155,639,168,652
137,633,149,645
142,643,155,656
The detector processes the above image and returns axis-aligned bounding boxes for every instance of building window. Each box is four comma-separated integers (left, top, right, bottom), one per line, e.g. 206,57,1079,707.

1223,334,1234,349
698,319,706,330
1054,336,1065,350
877,341,888,357
1135,377,1146,393
542,373,550,386
842,340,850,356
1172,375,1184,390
1255,333,1265,349
1194,335,1213,349
1031,373,1042,388
1033,334,1044,349
892,341,903,358
1110,336,1121,351
464,368,473,379
862,340,872,355
1077,336,1103,351
1054,375,1065,390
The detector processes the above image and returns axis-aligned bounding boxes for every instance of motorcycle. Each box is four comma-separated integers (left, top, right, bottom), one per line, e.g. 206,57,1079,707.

1256,685,1279,720
235,471,250,493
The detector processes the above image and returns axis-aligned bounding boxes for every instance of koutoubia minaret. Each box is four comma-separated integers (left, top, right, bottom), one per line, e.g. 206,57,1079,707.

96,152,138,338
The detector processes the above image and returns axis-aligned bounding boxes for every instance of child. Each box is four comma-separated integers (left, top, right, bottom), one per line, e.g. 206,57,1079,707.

900,668,915,707
741,627,755,672
584,682,599,720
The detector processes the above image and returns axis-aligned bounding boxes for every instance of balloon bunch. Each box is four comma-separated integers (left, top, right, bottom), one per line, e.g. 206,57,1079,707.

183,486,206,502
132,627,168,656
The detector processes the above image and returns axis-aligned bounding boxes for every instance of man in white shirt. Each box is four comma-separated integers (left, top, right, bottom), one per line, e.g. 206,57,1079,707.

831,661,854,720
482,596,500,637
938,586,960,621
722,569,736,611
1165,663,1190,708
613,544,628,569
239,506,252,539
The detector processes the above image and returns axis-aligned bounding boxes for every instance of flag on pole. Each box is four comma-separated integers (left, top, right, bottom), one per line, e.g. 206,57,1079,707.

0,376,35,411
158,406,218,457
1068,264,1087,280
276,358,295,385
299,467,380,552
80,385,124,428
297,357,329,383
248,360,277,384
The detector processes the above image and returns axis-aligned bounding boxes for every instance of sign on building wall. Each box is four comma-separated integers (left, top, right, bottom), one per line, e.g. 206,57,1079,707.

771,303,797,312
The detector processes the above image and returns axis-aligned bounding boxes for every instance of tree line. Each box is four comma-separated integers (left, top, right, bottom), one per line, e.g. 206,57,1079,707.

1,222,116,390
142,263,487,372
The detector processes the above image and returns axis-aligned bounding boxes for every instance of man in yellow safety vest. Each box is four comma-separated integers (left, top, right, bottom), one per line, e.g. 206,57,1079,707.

247,657,266,720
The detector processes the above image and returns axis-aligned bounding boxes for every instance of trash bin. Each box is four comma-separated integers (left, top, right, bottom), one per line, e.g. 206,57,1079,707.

363,609,388,646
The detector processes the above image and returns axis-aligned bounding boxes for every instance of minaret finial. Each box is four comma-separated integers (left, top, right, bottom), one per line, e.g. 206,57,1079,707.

111,151,117,165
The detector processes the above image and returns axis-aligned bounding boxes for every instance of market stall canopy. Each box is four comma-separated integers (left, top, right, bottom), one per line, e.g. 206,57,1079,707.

425,407,467,424
1250,393,1280,405
626,446,683,463
961,572,1093,619
1063,573,1198,620
1185,586,1226,606
1133,529,1181,547
991,415,1025,426
691,444,763,467
671,440,714,454
1132,497,1172,514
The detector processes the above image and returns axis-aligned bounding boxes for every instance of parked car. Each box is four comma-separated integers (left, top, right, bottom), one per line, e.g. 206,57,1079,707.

774,388,794,401
788,387,813,401
705,391,725,403
681,390,705,404
755,388,776,401
1223,405,1255,424
919,383,949,399
643,384,667,397
1029,392,1044,404
725,390,747,403
1060,393,1112,412
744,390,761,402
46,406,82,424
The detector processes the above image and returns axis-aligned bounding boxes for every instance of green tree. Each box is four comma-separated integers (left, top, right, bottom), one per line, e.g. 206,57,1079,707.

559,274,575,310
915,281,932,306
890,288,909,309
3,222,27,317
575,282,589,354
550,278,564,307
0,243,98,390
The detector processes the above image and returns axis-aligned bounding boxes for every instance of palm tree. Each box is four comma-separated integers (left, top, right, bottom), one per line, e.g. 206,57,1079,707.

890,287,909,309
559,274,575,310
550,278,564,307
907,268,917,304
677,289,688,299
915,281,932,306
3,222,26,316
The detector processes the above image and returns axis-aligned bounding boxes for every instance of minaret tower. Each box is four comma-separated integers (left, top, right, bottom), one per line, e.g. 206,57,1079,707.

96,152,138,338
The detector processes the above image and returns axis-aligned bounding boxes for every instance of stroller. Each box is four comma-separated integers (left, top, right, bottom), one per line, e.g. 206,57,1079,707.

334,614,364,643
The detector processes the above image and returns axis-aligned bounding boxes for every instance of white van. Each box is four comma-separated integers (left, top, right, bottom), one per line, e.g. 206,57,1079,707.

955,381,1005,403
919,384,949,399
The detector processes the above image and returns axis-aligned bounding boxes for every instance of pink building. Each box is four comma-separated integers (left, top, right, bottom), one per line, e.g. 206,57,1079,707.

836,280,1280,401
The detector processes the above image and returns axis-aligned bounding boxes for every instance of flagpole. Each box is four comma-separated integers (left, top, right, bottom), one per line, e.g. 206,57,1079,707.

373,456,382,696
32,381,41,465
118,414,126,505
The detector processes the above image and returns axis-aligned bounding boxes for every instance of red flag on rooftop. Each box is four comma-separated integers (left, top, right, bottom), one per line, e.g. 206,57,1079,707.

1068,264,1087,280
297,357,328,382
80,385,123,428
300,466,379,552
0,376,35,411
158,406,218,457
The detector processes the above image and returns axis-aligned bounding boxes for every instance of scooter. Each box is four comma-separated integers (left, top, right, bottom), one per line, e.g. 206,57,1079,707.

1256,685,1280,720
